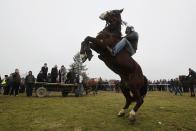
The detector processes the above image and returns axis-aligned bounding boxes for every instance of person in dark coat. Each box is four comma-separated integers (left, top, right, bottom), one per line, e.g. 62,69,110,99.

37,71,44,82
187,68,196,97
46,73,52,83
66,69,76,84
51,65,58,83
10,69,21,96
41,63,48,82
0,75,2,85
7,74,13,95
25,71,35,96
187,68,196,79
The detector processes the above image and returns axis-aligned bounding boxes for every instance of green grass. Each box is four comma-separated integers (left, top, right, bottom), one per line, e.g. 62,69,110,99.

0,91,196,131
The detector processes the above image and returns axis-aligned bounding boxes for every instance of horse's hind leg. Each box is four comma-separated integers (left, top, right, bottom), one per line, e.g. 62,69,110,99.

118,83,133,117
128,88,144,122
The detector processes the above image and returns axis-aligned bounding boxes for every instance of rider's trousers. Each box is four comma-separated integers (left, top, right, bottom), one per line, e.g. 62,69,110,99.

112,38,136,56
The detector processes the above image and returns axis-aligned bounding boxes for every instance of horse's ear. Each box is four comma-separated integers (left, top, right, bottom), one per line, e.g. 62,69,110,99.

119,8,124,13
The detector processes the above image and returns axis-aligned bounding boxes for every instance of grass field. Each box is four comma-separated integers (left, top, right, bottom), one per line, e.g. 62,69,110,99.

0,91,196,131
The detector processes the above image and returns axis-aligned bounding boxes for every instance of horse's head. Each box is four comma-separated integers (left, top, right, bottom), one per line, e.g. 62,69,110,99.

99,9,123,37
99,9,123,25
80,9,124,63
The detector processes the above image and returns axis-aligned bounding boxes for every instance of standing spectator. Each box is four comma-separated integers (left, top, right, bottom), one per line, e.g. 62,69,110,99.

51,65,58,83
187,68,196,97
25,71,35,96
174,78,182,96
10,69,21,96
41,63,48,82
7,74,13,95
3,75,9,95
0,74,2,94
0,74,2,85
46,73,52,83
19,78,25,93
59,65,67,83
168,79,175,93
37,71,44,82
75,74,84,97
66,69,76,84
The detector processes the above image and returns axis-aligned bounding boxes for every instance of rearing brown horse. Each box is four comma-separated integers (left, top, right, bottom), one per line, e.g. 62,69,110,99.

80,9,148,122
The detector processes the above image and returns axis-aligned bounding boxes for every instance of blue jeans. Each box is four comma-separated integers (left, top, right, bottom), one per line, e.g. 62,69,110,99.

112,38,136,56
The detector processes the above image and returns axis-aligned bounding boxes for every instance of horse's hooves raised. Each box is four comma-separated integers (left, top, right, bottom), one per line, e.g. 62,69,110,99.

80,54,87,63
87,54,93,61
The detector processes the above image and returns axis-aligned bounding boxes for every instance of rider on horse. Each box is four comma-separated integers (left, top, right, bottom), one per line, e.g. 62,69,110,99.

187,68,196,79
80,9,148,122
187,68,196,97
106,26,139,56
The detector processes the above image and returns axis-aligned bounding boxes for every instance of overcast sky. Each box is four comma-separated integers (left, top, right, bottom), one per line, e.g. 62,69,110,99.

0,0,196,80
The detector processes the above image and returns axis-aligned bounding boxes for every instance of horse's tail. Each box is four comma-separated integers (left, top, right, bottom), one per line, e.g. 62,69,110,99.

140,75,148,97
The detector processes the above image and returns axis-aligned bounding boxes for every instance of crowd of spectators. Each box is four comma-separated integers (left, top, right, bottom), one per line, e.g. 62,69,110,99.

37,63,67,83
1,69,21,96
148,78,183,95
147,68,196,95
1,67,195,97
0,63,78,97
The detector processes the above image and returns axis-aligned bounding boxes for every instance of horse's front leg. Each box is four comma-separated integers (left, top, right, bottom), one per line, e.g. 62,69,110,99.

81,36,103,61
80,38,95,62
84,36,102,45
80,41,89,63
80,35,104,62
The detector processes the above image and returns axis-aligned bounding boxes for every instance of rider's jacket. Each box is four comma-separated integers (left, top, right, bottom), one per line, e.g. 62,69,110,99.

125,31,139,51
188,69,196,78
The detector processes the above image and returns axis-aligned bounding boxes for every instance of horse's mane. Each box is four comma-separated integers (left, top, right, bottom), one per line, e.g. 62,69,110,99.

95,23,122,49
102,23,122,37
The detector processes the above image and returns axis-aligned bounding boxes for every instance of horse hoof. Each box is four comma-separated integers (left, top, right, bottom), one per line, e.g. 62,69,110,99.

128,110,136,123
87,54,93,61
128,115,136,123
117,109,128,117
117,112,125,117
80,54,87,63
